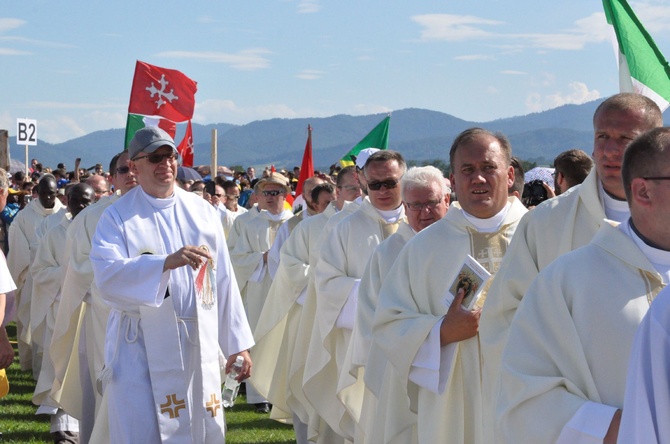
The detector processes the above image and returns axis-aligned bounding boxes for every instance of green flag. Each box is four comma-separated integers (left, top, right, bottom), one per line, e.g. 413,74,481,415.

124,114,177,149
339,115,390,167
603,0,670,111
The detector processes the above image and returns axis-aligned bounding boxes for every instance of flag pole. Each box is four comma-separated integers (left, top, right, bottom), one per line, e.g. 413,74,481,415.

211,129,217,180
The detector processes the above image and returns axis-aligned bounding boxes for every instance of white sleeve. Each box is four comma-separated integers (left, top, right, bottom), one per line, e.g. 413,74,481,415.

556,401,618,444
336,279,361,330
408,316,457,394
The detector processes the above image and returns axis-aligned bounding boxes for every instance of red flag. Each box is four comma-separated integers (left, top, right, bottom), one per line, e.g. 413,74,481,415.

177,120,194,167
271,165,276,174
295,125,314,196
128,61,197,122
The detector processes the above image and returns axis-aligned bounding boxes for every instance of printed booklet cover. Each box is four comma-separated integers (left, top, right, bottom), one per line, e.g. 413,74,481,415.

448,254,491,311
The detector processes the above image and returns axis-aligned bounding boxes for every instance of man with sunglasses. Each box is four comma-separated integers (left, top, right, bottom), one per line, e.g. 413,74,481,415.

230,172,294,413
48,151,137,442
372,129,527,443
91,127,254,443
304,150,406,441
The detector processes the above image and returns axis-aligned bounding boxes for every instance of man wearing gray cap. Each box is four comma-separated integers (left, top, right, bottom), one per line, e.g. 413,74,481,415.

90,126,254,443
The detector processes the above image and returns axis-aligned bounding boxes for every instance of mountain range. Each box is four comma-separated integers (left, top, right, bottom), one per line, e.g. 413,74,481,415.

6,99,612,173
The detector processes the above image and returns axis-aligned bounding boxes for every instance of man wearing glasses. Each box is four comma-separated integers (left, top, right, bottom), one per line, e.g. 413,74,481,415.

91,127,254,443
49,150,137,442
231,172,294,413
304,150,406,441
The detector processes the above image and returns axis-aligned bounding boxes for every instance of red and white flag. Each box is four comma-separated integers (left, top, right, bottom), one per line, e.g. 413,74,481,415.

295,125,314,197
128,61,197,122
177,120,194,167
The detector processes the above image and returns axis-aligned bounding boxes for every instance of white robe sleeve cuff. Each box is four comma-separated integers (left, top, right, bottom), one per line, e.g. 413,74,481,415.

556,401,618,444
409,316,457,394
249,255,267,283
336,279,360,329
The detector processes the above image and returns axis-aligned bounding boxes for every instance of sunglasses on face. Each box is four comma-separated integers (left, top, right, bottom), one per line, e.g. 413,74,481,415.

115,166,130,175
367,179,399,191
133,153,178,164
262,190,284,197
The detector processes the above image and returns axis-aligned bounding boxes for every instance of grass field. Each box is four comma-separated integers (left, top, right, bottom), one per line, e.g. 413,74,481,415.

0,324,296,443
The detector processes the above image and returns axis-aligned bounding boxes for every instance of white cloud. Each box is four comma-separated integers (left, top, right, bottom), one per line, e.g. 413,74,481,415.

156,48,272,71
526,81,601,112
412,11,611,51
412,14,502,41
296,69,325,80
0,48,30,55
26,101,122,110
633,3,670,34
194,99,299,125
455,54,495,61
0,18,25,33
350,104,393,115
501,70,527,75
297,0,321,14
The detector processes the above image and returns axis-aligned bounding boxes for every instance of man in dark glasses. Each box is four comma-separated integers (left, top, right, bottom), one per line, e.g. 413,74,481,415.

90,127,254,442
304,150,406,441
230,171,294,414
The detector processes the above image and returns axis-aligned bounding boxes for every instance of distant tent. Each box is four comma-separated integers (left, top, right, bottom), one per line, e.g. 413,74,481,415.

9,159,26,175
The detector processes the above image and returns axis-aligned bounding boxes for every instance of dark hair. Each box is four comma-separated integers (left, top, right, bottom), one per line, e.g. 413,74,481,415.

449,128,512,171
310,183,334,204
364,150,407,175
553,149,593,189
336,166,357,187
622,127,670,203
109,152,125,175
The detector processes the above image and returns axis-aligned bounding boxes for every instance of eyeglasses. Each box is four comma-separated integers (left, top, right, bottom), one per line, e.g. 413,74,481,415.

405,200,441,211
226,194,240,199
133,153,178,164
115,166,130,175
338,185,360,192
642,176,670,181
367,179,399,191
262,190,285,197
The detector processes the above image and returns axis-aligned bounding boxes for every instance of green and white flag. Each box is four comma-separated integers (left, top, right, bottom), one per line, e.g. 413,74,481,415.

124,113,176,149
339,115,390,167
603,0,670,111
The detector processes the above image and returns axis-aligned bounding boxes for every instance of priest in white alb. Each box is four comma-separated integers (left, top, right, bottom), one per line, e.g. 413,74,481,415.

497,127,670,443
372,128,526,443
91,127,254,443
8,174,65,374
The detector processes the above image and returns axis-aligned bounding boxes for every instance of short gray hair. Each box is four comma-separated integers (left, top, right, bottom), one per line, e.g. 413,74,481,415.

401,166,448,201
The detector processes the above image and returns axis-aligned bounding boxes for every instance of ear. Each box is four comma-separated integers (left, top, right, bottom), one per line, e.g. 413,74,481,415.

630,177,652,208
449,172,456,189
507,165,515,189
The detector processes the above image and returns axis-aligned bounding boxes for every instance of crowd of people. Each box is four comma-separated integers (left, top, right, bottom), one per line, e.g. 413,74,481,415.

0,92,668,443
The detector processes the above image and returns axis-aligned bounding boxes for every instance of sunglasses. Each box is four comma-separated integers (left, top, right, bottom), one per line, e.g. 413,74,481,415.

262,190,285,197
367,179,399,191
133,153,178,164
115,166,130,175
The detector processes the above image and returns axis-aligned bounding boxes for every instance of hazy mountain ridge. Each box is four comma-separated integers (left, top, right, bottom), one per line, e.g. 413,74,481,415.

7,100,610,171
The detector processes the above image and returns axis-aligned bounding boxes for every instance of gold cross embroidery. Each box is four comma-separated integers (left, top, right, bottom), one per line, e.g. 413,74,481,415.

160,394,186,418
206,393,221,418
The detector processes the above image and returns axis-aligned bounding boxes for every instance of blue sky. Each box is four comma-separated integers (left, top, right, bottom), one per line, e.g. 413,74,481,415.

2,0,670,143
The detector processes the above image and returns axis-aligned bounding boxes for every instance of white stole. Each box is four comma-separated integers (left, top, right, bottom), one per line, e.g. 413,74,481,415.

117,188,224,443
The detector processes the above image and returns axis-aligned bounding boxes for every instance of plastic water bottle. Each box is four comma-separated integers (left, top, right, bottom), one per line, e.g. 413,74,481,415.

222,356,244,408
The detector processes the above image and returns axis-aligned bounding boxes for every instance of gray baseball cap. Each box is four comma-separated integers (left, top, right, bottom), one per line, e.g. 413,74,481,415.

128,126,177,160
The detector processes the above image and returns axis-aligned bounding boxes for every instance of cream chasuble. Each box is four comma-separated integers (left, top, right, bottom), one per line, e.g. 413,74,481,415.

304,198,403,440
498,221,664,443
31,213,71,408
91,187,253,443
252,203,338,424
7,198,65,372
50,194,119,441
480,170,612,441
226,204,259,253
338,220,416,444
372,198,526,444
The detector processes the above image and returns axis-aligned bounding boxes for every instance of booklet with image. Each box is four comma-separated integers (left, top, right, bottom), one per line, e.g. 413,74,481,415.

447,254,492,311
